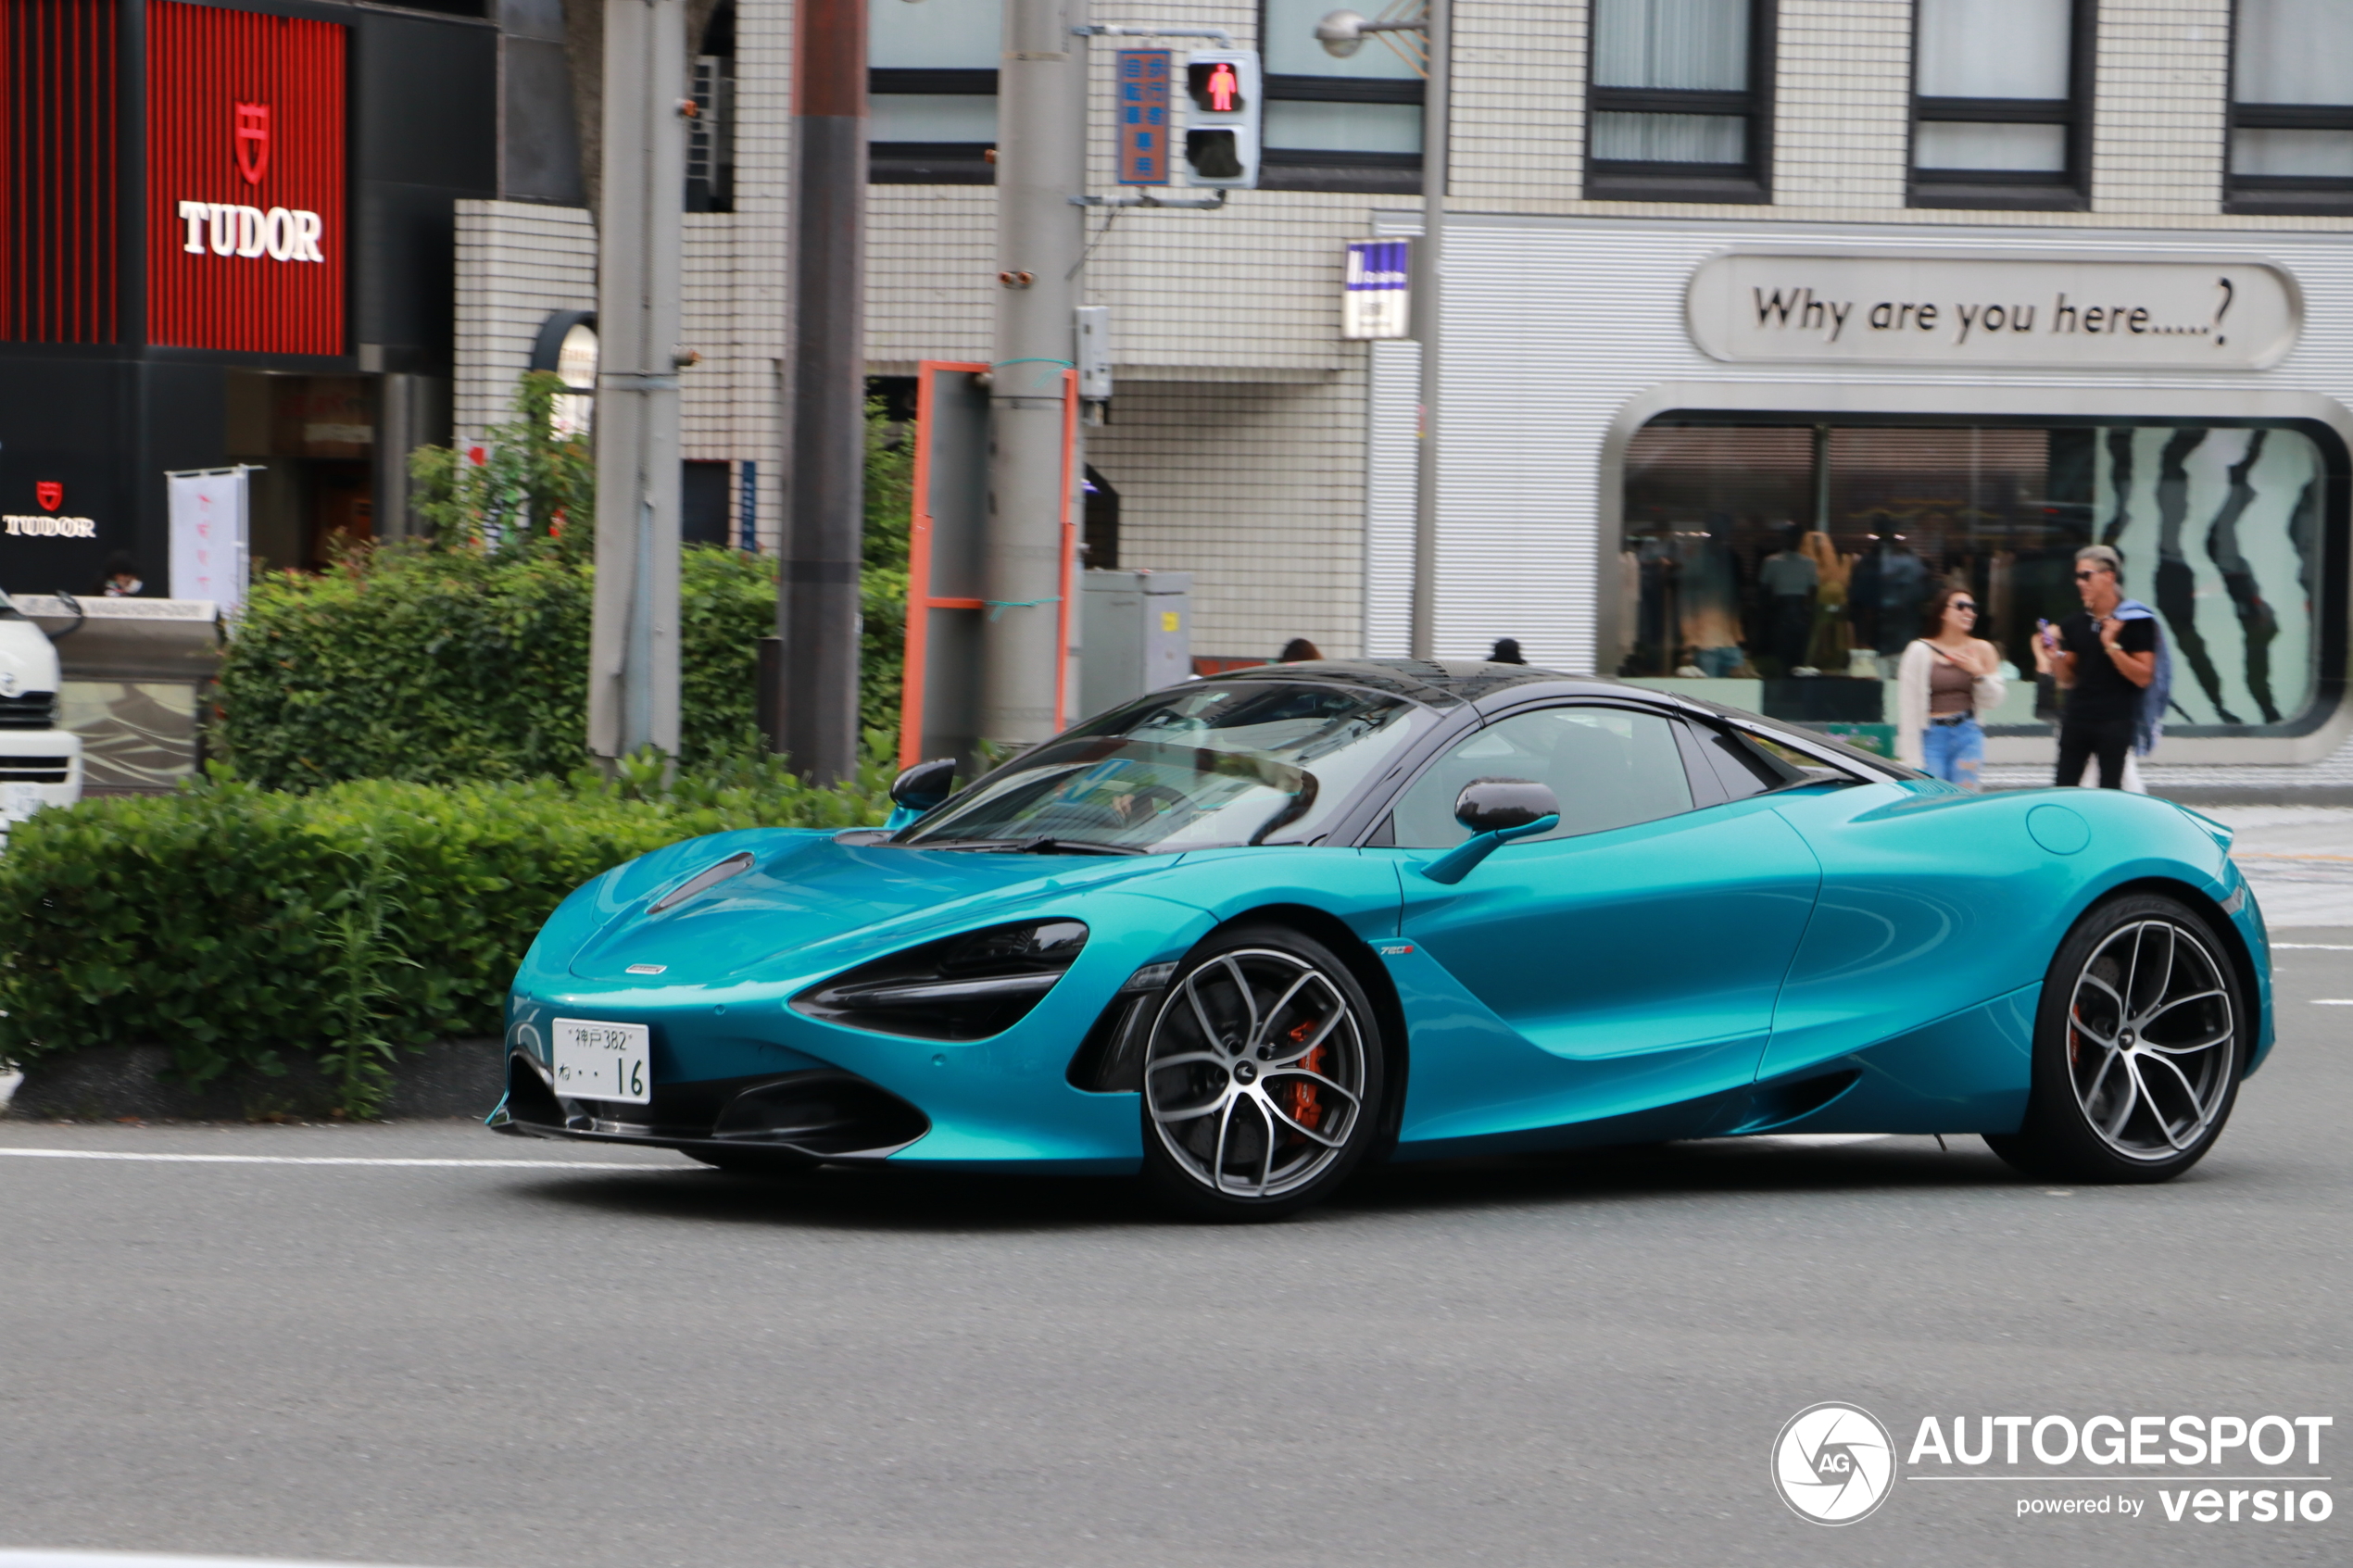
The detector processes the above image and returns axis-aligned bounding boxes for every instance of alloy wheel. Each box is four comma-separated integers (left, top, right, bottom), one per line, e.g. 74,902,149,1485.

1143,947,1367,1199
2066,918,2237,1161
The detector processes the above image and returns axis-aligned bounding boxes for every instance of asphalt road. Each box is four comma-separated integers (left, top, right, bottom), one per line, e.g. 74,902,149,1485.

3,940,2348,1568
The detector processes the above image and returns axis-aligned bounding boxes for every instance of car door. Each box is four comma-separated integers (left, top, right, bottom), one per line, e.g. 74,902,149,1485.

1378,700,1824,1148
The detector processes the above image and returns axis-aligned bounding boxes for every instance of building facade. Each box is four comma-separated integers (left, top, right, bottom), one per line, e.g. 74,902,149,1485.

16,0,2341,775
0,0,533,594
456,0,2353,775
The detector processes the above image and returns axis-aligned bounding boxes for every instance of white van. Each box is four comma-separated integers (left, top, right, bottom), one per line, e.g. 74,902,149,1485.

0,586,84,838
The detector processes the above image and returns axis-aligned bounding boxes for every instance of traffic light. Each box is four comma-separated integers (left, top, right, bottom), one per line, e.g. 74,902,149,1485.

1182,48,1260,189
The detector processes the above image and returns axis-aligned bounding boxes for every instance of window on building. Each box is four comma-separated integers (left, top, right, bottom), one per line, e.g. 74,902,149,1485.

1585,0,1773,203
1614,416,2344,740
686,2,736,211
1909,0,2091,208
871,0,1000,183
1259,0,1424,194
2228,0,2353,213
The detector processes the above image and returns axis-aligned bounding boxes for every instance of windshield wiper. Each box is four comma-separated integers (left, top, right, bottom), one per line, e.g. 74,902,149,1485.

920,836,1151,857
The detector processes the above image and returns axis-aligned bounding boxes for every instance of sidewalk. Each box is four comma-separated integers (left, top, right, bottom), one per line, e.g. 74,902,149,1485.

2205,805,2353,928
1982,724,2353,804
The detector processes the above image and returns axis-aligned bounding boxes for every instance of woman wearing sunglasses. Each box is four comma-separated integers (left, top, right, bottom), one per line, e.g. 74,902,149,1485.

1895,584,2007,789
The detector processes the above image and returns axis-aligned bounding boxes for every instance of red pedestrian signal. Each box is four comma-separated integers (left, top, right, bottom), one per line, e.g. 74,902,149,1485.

1188,59,1243,114
1180,49,1260,190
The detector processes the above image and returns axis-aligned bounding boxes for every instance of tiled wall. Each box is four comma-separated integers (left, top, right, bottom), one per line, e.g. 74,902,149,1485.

2091,0,2232,218
452,201,595,444
457,1,2353,658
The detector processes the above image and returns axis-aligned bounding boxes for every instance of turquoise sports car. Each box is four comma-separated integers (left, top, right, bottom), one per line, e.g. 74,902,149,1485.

491,660,2271,1219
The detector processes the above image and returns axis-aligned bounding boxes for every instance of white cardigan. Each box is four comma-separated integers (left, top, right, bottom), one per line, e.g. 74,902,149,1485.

1895,639,2008,767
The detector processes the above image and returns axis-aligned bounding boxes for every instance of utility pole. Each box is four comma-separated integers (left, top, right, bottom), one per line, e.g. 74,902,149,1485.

1315,2,1446,659
776,0,869,783
981,0,1087,753
587,0,688,763
1409,0,1447,661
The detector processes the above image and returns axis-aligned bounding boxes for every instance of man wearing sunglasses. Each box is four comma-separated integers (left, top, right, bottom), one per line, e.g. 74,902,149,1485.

2041,544,2163,789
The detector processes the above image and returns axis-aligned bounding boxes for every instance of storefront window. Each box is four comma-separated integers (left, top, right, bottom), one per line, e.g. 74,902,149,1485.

1614,417,2340,738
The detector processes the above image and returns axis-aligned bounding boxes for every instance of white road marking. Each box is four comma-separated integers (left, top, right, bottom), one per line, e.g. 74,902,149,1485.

2309,999,2353,1006
2274,943,2353,950
0,1148,686,1170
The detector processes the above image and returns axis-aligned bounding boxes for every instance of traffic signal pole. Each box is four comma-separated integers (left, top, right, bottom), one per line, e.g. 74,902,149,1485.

981,0,1088,754
776,0,869,784
586,0,687,764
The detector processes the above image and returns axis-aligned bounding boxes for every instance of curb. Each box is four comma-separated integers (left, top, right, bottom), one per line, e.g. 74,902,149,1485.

4,1040,505,1123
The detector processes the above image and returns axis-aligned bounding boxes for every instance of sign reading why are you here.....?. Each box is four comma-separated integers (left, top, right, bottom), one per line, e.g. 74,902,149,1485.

1686,254,2301,370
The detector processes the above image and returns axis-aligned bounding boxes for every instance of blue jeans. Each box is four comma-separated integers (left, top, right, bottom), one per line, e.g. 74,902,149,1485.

1921,715,1984,790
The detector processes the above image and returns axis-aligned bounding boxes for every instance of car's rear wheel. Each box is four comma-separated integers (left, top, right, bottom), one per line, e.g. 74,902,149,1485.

1985,893,2246,1184
1139,924,1387,1221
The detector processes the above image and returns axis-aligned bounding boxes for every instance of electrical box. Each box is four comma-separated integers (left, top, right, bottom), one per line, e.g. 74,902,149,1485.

1181,49,1260,189
1075,306,1113,401
1079,570,1191,721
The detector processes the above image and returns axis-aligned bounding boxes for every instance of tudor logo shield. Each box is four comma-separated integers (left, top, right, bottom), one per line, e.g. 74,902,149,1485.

34,482,62,512
234,102,270,184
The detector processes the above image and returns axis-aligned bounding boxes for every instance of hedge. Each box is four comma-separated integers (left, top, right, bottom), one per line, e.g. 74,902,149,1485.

211,389,918,793
212,544,796,789
0,763,893,1113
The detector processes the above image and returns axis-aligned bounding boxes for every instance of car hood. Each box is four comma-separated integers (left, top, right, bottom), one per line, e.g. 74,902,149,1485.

560,829,1177,985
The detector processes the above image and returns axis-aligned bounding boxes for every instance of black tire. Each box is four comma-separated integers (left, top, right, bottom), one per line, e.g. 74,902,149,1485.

686,1148,818,1178
1984,893,2246,1184
1139,923,1389,1222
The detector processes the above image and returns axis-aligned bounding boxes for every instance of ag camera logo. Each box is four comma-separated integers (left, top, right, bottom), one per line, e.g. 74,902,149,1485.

1774,1402,1897,1524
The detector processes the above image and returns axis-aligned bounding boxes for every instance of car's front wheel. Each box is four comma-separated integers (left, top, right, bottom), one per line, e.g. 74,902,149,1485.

1139,924,1388,1221
1985,893,2246,1183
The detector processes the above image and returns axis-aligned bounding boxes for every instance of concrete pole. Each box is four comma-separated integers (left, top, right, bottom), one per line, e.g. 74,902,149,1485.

587,0,687,763
981,0,1086,752
776,0,868,783
1409,0,1448,661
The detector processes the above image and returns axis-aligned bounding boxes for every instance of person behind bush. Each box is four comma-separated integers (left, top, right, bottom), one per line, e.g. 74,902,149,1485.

2042,544,2169,790
1895,585,2005,789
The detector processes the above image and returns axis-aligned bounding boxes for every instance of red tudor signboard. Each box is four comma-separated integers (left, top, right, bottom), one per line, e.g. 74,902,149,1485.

146,0,345,356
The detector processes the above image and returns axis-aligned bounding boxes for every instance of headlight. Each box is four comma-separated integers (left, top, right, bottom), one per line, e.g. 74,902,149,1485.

791,920,1088,1041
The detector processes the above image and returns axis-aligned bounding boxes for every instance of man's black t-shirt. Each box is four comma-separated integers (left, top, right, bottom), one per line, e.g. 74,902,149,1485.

2059,611,2158,727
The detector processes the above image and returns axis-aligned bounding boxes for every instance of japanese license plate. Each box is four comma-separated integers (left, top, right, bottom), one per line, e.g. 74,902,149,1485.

551,1019,651,1104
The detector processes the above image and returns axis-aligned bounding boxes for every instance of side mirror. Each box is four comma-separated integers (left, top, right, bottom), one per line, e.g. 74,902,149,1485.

1453,778,1558,836
1419,777,1561,884
888,757,958,817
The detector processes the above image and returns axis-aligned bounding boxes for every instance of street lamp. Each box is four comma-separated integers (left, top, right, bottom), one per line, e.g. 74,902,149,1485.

1317,1,1447,661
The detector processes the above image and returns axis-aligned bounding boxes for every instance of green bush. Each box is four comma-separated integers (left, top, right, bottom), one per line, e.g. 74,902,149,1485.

0,761,894,1108
216,395,916,789
211,543,784,788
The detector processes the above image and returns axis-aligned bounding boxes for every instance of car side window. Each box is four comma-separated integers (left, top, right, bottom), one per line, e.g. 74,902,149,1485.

1692,721,1866,801
1390,706,1696,848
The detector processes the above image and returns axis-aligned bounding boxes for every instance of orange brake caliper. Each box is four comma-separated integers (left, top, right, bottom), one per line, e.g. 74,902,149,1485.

1284,1015,1327,1131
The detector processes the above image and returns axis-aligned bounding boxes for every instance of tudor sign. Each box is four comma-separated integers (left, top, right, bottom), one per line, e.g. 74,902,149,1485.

146,2,346,356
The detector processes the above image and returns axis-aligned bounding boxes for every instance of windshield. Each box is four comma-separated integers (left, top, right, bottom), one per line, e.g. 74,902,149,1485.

901,681,1437,852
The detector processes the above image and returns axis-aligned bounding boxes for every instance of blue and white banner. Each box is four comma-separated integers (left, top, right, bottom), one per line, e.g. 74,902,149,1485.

1343,239,1410,340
